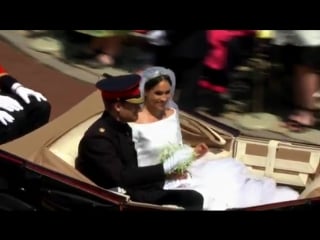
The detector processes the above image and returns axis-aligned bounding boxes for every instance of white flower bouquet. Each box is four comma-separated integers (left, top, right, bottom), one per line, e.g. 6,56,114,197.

159,144,196,174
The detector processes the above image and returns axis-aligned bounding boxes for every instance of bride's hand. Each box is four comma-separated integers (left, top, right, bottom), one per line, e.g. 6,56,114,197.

166,171,189,180
194,143,209,159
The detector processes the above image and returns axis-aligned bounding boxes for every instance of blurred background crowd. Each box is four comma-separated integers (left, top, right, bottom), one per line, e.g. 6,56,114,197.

26,30,320,132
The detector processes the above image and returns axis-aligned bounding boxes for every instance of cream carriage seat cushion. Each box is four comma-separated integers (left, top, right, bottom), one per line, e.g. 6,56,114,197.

49,114,101,167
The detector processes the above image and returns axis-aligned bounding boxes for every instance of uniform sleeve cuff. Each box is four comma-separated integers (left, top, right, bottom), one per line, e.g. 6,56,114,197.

0,75,19,93
11,82,23,93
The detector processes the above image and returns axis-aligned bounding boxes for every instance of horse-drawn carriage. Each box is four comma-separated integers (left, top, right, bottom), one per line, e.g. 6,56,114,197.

0,90,319,211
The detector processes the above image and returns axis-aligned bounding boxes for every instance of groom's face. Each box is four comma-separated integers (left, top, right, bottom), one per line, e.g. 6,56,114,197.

145,80,171,111
114,101,141,122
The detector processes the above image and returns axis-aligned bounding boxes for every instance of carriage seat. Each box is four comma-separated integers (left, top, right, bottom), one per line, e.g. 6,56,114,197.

49,114,101,167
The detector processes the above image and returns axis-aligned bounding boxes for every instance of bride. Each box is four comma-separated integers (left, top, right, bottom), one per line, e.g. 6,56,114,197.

128,66,299,210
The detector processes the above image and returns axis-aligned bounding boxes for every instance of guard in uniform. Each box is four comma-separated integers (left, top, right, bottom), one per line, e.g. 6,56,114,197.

0,65,51,144
76,74,204,210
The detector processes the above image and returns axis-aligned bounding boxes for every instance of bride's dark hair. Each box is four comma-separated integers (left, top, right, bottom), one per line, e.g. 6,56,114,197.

140,66,178,109
144,74,172,92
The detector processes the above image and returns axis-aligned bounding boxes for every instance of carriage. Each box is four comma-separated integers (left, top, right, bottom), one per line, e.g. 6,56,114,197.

0,90,319,211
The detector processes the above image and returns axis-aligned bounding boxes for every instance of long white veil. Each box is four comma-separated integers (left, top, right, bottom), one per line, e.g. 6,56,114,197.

139,66,179,109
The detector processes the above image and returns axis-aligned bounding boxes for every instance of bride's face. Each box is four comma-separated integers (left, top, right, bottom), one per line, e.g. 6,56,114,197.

145,80,171,111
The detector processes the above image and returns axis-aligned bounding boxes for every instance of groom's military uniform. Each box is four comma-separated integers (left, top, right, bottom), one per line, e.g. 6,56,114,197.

76,74,203,210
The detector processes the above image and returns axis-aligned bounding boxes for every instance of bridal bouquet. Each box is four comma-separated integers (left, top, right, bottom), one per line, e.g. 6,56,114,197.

159,144,196,174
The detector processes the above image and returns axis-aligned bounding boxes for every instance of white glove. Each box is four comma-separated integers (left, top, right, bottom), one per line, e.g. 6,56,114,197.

146,30,169,46
12,83,47,104
0,95,23,112
0,110,14,126
163,146,194,174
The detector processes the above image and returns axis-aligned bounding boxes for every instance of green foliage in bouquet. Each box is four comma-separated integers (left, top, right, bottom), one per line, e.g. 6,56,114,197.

159,144,196,174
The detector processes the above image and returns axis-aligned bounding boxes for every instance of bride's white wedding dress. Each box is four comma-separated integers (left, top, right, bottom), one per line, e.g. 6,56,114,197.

129,109,299,210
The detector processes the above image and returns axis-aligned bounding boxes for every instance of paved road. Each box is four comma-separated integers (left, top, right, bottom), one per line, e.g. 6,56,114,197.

0,40,95,120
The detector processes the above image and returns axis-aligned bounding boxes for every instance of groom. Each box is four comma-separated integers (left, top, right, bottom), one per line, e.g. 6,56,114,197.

76,73,203,210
